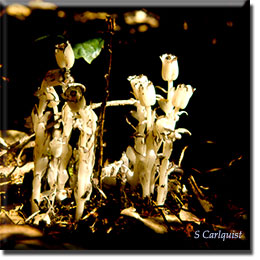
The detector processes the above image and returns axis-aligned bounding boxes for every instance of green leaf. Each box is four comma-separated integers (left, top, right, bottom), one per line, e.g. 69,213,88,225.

34,34,50,42
34,34,65,42
73,38,104,64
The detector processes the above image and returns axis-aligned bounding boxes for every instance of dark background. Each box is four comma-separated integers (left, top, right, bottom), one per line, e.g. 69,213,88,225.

1,2,250,217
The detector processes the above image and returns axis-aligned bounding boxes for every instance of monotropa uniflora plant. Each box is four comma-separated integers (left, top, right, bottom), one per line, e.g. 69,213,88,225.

103,53,195,206
31,41,97,222
30,41,194,224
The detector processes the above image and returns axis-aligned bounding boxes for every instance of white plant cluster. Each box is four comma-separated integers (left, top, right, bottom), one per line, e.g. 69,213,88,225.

121,54,195,205
31,41,194,223
31,41,97,221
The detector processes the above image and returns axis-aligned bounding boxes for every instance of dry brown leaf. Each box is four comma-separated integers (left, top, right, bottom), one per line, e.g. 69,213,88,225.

0,224,42,241
154,214,182,224
2,209,25,225
121,207,168,234
179,209,201,225
10,162,34,182
0,212,13,224
0,130,28,146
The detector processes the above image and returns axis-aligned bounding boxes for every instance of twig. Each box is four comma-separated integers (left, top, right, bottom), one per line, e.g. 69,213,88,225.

97,16,115,189
152,200,172,232
25,210,40,223
187,175,204,198
125,117,136,131
0,181,11,186
90,98,136,110
0,133,35,158
178,145,188,167
82,207,98,220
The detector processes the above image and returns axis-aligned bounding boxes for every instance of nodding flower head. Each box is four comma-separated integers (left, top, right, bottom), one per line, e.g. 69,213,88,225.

61,84,85,103
128,74,156,107
61,84,86,112
128,74,148,100
160,53,179,81
55,41,75,69
172,84,194,109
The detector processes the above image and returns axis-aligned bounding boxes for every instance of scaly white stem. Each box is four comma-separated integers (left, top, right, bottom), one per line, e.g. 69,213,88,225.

167,81,174,101
156,140,172,205
75,107,97,221
146,106,152,132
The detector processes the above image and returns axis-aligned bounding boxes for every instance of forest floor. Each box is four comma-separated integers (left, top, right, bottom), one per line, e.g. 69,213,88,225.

0,131,250,251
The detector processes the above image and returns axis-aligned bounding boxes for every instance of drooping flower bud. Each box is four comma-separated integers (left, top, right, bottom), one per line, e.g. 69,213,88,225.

155,117,176,135
61,84,86,112
172,84,194,109
55,41,75,69
138,81,156,107
160,53,179,81
128,75,156,107
128,74,149,100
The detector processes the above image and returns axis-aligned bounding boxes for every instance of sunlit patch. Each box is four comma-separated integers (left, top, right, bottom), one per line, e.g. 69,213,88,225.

1,76,9,82
57,10,66,18
206,140,215,144
226,21,233,27
28,0,57,10
138,24,149,32
6,4,31,20
124,9,159,28
74,11,116,22
183,21,188,30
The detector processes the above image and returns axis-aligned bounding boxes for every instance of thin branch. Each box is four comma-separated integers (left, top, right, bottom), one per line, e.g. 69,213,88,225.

97,16,115,189
90,98,136,110
125,117,136,131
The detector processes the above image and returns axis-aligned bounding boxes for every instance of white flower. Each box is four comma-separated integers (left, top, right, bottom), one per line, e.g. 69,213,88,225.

172,84,194,109
158,97,173,114
55,41,75,69
61,85,86,112
128,75,156,107
138,81,156,107
155,117,176,135
128,74,149,100
160,53,179,81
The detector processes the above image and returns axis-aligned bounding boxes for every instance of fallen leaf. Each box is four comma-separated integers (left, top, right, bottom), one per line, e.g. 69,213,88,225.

0,130,28,146
154,214,182,224
3,209,25,225
121,207,168,234
10,162,34,182
0,224,42,241
179,209,201,225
